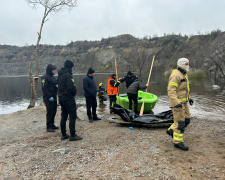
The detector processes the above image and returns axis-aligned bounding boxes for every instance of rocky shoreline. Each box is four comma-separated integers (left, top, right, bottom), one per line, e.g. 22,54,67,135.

0,104,224,179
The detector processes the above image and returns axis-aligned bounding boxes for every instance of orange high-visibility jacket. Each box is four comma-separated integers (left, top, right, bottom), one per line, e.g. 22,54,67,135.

107,77,119,95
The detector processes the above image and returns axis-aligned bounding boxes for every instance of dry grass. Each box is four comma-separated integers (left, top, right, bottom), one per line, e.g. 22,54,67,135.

164,68,207,79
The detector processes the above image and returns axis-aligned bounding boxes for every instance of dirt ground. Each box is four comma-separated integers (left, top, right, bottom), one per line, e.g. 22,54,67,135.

0,103,224,180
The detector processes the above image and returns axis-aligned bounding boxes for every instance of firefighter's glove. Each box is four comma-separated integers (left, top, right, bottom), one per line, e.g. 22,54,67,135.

49,97,54,102
189,99,193,105
175,104,182,108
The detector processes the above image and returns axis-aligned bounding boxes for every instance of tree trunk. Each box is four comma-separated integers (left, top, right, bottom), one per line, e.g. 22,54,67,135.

27,7,47,109
28,62,35,108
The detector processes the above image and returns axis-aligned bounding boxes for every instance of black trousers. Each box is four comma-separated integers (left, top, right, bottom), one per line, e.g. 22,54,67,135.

127,93,138,113
85,96,97,118
109,95,117,110
59,95,76,136
44,96,57,129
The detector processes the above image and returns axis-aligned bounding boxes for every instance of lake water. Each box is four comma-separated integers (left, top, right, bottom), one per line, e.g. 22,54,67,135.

0,72,224,121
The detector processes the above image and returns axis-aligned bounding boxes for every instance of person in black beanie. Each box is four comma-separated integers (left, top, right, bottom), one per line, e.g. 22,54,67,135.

119,71,138,89
41,64,58,132
57,60,82,141
83,68,101,123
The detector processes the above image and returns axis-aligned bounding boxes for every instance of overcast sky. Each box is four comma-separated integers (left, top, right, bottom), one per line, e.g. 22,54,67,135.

1,0,225,46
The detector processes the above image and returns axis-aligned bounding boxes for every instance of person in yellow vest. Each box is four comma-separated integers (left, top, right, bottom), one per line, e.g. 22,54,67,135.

166,58,194,151
107,74,121,113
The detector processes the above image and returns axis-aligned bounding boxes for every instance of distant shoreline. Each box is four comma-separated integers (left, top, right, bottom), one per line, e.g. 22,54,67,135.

0,72,130,78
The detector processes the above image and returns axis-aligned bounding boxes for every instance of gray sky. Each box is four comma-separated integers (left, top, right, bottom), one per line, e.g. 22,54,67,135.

1,0,225,46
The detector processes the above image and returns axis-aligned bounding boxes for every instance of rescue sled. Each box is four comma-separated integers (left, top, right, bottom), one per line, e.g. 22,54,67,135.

111,104,173,125
116,91,158,113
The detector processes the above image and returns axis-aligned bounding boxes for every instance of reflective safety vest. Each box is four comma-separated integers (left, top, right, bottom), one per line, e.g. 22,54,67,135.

168,69,190,107
107,77,118,95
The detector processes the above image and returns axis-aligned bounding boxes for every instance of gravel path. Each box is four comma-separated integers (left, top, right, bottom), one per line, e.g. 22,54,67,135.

0,104,224,179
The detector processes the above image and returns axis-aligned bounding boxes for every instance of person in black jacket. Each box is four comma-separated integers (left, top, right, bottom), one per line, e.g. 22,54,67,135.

119,71,138,88
41,64,58,132
127,78,149,114
58,60,82,141
83,68,101,123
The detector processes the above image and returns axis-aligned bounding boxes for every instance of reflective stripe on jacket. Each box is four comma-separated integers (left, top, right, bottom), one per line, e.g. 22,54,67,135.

168,69,190,107
107,77,119,95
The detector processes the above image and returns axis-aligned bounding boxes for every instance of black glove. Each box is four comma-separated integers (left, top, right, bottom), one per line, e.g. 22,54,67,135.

189,99,194,105
175,104,182,108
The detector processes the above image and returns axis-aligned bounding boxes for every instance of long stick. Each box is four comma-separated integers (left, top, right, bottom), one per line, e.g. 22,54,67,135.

115,58,120,105
139,55,155,116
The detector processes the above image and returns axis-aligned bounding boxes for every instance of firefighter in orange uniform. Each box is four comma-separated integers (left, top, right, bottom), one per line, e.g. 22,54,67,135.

107,74,121,113
166,58,194,151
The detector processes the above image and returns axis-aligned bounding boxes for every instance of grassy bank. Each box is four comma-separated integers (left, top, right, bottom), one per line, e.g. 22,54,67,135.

164,68,207,79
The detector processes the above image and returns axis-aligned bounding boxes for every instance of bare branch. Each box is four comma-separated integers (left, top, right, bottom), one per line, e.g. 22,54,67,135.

209,56,225,77
215,53,225,63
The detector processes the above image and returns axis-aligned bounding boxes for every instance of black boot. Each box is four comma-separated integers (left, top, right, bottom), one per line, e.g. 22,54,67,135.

93,116,101,121
47,127,55,132
174,142,189,151
69,134,83,141
52,124,59,130
61,134,70,140
166,129,173,138
89,117,93,123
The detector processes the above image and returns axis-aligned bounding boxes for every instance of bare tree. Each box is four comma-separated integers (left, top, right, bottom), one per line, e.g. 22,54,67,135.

136,48,149,78
198,32,225,79
26,0,77,109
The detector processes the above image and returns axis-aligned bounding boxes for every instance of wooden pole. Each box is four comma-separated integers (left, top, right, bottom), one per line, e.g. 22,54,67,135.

139,55,155,116
115,58,120,105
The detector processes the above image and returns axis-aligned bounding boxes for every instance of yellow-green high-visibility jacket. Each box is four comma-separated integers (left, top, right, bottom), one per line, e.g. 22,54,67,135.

168,69,191,107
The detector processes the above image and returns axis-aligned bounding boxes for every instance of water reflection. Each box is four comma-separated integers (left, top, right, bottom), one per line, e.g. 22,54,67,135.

0,72,224,121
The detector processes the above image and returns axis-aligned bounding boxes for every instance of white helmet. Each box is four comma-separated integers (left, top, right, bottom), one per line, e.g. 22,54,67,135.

177,58,189,72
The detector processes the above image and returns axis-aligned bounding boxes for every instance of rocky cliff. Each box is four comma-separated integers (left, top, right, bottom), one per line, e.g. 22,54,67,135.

0,31,225,76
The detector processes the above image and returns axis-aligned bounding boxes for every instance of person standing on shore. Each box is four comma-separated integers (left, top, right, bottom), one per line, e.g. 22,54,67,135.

107,73,121,113
41,64,59,132
83,68,101,123
166,58,194,151
58,60,82,141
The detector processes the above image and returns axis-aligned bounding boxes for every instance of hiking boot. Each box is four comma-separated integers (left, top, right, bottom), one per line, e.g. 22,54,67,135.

93,116,101,121
47,127,55,133
52,124,59,130
69,134,82,141
174,142,189,151
89,117,93,123
61,134,70,140
166,129,173,138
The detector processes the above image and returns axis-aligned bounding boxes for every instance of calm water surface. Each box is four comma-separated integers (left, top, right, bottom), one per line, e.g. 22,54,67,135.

0,72,224,121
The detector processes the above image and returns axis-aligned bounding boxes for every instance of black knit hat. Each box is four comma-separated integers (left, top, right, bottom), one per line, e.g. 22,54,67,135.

88,68,95,74
127,71,133,76
111,73,116,79
64,60,74,69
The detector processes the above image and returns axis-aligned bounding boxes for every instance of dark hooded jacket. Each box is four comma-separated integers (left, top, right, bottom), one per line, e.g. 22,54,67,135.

83,74,97,97
120,72,137,88
127,79,147,94
41,64,57,98
57,67,77,97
